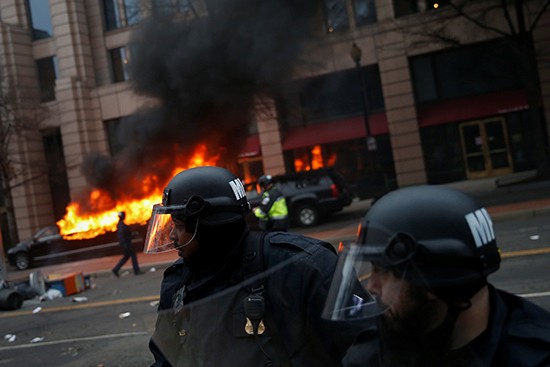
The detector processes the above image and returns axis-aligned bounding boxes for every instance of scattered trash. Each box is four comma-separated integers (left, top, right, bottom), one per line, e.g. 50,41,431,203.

118,312,131,319
97,364,106,367
4,334,16,342
149,300,159,308
32,306,42,314
72,296,88,303
149,267,156,272
121,270,130,277
529,235,540,240
30,337,44,343
39,288,63,301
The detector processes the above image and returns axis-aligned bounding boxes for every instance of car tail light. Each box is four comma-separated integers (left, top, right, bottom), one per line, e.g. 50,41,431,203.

330,183,339,198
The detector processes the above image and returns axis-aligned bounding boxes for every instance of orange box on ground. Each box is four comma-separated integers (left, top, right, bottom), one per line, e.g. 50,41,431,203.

46,272,86,296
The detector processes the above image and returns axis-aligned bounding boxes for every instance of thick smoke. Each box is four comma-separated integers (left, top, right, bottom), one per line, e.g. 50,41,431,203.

80,0,321,210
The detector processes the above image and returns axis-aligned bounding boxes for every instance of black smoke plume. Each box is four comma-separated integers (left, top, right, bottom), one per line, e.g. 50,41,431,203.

79,0,321,211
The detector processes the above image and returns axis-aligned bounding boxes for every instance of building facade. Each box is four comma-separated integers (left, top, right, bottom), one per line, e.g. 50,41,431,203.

0,0,549,246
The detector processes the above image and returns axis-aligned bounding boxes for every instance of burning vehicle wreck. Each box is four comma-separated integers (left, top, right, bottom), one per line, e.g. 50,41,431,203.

6,225,146,271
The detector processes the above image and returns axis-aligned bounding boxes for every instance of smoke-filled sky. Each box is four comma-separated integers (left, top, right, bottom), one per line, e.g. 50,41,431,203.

81,0,321,207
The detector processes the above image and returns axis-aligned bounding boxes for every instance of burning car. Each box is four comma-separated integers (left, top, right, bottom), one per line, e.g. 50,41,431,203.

6,225,145,271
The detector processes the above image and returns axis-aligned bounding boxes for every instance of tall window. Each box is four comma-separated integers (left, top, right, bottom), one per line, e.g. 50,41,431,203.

393,0,418,17
410,39,523,103
353,0,377,26
42,128,70,221
102,0,142,31
278,65,385,129
36,56,58,102
177,0,200,14
124,0,141,26
153,0,174,16
26,0,53,40
103,0,122,30
109,47,130,83
324,0,349,33
104,118,125,155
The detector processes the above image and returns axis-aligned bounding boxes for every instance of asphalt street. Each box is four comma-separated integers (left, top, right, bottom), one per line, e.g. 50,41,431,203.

1,172,549,366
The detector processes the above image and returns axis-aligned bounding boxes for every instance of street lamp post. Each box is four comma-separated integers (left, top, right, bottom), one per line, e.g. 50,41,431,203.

350,43,385,199
350,43,377,152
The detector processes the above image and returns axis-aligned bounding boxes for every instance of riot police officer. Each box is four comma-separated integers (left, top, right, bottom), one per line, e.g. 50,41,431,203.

323,185,550,367
145,166,358,367
253,174,289,231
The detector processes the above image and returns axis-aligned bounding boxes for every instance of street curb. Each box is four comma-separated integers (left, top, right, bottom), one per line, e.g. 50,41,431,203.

490,206,550,222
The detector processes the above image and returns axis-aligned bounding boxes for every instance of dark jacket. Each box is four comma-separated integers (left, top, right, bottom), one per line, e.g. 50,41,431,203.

117,219,132,247
342,284,550,367
149,230,361,367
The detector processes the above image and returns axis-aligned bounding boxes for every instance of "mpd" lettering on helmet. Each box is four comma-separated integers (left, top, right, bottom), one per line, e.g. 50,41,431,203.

229,179,246,200
465,208,495,248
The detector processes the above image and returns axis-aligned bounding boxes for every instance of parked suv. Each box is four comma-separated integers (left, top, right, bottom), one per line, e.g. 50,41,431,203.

246,168,354,227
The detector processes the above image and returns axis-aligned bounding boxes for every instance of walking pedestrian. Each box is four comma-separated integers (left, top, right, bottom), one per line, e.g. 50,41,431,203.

112,211,142,277
324,185,550,367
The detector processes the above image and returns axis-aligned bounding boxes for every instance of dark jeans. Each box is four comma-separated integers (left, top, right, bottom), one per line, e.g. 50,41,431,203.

113,243,141,274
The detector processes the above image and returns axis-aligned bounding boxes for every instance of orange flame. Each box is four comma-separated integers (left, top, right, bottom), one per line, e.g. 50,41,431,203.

293,145,337,172
57,144,220,240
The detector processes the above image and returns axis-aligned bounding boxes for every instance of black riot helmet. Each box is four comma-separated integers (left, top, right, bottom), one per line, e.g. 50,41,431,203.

357,185,501,297
258,175,273,189
323,185,501,322
144,166,251,253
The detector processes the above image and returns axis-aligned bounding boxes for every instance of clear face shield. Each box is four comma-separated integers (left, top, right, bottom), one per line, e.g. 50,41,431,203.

143,204,180,254
322,228,417,322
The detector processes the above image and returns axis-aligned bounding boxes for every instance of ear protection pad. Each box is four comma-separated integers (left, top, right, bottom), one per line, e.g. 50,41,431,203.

185,195,207,216
381,233,418,269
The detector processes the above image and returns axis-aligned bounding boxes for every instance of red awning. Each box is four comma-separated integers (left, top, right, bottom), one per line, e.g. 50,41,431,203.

282,113,388,150
417,89,529,127
238,134,260,158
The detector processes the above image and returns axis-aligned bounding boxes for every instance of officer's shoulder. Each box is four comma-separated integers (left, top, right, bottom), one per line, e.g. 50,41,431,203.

163,257,185,276
498,288,550,343
264,231,336,255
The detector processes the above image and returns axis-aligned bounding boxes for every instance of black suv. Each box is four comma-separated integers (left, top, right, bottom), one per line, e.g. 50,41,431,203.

246,168,353,227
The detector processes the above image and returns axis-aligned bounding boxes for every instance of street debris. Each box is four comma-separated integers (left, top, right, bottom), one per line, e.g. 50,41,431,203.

4,334,16,342
72,296,88,303
118,312,131,319
39,288,63,301
32,306,42,314
149,300,159,307
149,267,156,272
30,337,44,343
529,235,540,240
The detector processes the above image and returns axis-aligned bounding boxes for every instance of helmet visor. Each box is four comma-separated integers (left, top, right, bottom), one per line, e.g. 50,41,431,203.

143,204,177,254
322,242,407,322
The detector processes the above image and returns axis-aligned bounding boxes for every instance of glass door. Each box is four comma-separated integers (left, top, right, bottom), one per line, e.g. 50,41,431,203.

460,118,513,179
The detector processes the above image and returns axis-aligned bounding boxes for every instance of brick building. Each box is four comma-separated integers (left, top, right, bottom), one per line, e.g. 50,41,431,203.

0,0,549,246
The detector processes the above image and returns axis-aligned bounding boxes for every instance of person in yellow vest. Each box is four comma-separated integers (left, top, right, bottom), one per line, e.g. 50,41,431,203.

253,175,289,231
